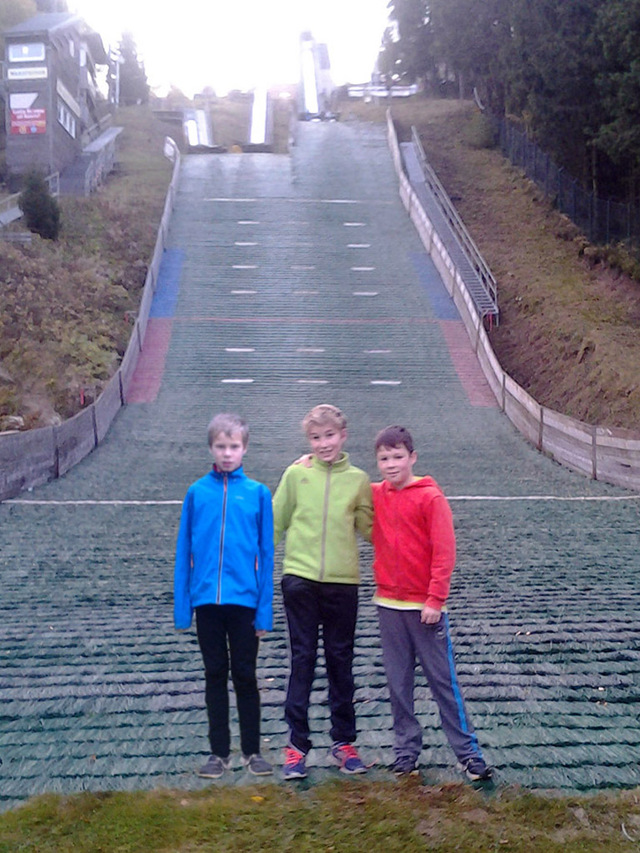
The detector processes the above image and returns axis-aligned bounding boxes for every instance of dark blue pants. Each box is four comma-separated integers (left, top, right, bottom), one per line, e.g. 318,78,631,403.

195,603,260,758
282,574,358,754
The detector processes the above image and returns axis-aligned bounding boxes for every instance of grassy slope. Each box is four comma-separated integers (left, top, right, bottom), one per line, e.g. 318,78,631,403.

391,99,640,431
0,105,172,427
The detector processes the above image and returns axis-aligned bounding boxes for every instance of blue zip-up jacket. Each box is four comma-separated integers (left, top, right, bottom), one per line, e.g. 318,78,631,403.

174,466,274,631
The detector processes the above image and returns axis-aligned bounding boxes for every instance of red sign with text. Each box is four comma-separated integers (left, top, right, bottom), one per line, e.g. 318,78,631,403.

10,108,46,135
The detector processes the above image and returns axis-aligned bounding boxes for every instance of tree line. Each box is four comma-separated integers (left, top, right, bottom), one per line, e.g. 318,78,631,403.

379,0,640,205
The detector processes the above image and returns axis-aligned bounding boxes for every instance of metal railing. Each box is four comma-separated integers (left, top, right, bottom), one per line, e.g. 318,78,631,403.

80,114,113,148
411,126,498,318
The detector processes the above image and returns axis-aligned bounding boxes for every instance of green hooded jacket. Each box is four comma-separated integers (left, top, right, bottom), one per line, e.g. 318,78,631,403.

273,453,373,584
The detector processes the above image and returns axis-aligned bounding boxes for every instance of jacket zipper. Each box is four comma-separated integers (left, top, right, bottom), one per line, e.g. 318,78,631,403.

217,474,228,603
319,464,332,581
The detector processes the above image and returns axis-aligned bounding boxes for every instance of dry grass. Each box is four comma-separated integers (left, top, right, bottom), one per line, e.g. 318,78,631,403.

2,781,640,852
0,105,172,428
386,97,640,431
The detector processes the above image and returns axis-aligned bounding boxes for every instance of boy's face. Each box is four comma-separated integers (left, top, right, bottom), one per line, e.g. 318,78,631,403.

376,443,417,489
210,430,247,473
307,422,347,464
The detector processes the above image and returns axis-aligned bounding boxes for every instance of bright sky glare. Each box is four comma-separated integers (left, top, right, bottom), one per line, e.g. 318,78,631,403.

70,0,391,96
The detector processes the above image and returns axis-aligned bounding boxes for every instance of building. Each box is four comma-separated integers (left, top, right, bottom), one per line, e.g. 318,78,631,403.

3,12,119,194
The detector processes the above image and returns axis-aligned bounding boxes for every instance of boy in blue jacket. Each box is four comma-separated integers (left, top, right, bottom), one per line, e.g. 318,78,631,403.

174,413,274,778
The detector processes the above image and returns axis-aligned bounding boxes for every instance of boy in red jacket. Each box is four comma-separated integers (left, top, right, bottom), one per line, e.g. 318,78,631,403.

372,425,492,781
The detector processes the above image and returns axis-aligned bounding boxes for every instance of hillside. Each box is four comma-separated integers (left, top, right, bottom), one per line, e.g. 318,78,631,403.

386,99,640,431
2,97,639,433
0,106,173,430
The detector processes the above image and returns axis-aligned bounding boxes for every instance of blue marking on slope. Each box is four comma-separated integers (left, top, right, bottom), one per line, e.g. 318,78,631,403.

149,249,185,318
411,252,460,320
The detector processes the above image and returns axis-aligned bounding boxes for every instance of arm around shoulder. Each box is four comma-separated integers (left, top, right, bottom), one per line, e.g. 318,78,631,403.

355,474,373,542
272,465,296,547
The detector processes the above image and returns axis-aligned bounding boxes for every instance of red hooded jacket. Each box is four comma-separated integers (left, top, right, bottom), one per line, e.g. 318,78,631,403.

371,476,456,610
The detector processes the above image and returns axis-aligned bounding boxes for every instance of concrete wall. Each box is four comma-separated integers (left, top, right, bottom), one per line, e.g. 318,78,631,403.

0,137,181,502
386,111,640,492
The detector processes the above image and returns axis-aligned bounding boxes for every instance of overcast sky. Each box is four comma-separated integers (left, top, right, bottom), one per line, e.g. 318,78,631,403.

71,0,391,95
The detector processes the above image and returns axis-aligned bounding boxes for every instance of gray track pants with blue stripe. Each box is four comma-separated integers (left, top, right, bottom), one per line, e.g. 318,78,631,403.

377,607,483,764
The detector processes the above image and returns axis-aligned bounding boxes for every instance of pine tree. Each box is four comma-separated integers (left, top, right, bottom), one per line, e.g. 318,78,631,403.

19,171,61,240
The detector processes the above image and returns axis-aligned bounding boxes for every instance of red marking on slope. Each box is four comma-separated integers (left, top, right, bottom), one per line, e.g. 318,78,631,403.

439,320,498,407
126,318,173,404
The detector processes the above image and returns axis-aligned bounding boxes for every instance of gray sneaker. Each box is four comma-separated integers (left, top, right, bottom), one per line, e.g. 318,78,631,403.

242,753,273,776
392,757,419,776
198,754,230,779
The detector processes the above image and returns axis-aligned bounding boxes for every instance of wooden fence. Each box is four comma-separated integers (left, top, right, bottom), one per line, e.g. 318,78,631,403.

387,111,640,492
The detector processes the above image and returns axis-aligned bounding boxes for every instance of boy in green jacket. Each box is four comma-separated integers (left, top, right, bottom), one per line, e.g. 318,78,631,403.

274,404,373,779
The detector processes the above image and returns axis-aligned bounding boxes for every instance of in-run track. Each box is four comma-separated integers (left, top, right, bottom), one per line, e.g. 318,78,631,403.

1,120,639,809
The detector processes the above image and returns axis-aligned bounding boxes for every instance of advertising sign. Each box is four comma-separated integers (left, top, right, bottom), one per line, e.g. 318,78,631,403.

7,66,48,80
10,108,46,135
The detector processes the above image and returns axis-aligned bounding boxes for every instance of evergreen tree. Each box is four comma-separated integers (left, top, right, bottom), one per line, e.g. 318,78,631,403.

117,32,149,106
18,171,61,241
383,0,435,87
594,0,640,200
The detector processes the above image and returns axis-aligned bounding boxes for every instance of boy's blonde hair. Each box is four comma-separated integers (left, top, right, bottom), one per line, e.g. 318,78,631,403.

207,413,249,448
302,404,347,434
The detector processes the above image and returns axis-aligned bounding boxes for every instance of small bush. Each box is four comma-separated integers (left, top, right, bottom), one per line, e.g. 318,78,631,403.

464,111,498,149
18,170,61,240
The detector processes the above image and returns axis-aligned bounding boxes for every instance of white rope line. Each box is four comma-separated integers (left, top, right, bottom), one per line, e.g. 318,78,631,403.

450,495,640,502
4,495,640,506
5,500,184,505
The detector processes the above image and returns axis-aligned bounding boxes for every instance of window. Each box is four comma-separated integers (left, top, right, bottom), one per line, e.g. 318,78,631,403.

57,99,76,138
8,42,45,62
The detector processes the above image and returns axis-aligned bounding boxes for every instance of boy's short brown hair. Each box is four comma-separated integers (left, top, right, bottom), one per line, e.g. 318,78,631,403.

374,425,414,454
302,404,347,434
207,413,249,448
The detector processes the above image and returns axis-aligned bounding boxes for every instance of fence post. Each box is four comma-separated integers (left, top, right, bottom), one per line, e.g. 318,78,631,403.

538,406,544,452
544,154,551,198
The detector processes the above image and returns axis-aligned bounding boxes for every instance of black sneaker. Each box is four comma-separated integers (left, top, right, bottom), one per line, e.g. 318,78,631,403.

242,753,273,776
198,754,230,779
392,757,419,776
458,757,493,781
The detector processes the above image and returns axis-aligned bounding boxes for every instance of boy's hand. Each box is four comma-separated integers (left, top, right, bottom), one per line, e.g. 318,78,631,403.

292,453,314,468
421,605,442,624
256,629,267,638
